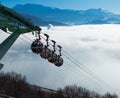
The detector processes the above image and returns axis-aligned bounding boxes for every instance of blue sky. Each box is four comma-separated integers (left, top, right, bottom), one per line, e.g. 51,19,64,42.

1,0,120,14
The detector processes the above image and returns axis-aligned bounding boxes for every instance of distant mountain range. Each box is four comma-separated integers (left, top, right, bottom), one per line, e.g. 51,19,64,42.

13,3,120,26
22,13,67,26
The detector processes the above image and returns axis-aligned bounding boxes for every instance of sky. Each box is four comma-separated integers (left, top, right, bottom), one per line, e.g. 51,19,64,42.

1,0,120,14
1,25,120,95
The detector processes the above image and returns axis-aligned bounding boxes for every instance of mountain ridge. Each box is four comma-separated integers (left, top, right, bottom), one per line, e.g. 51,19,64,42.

13,3,120,25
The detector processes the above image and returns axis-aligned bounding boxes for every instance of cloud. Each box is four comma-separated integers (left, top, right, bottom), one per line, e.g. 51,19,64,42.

80,36,98,42
1,24,120,95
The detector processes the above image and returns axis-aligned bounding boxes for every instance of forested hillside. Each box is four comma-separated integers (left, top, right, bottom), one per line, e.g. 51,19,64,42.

0,71,118,98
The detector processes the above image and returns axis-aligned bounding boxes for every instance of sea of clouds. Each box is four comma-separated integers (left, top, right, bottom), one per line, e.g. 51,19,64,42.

1,24,120,95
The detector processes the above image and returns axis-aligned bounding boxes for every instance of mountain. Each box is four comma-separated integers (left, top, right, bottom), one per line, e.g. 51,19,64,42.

21,14,67,26
13,3,120,25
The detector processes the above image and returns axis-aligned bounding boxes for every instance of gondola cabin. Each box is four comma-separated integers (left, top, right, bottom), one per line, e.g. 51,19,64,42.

48,51,58,63
31,39,43,54
40,46,51,59
54,56,63,67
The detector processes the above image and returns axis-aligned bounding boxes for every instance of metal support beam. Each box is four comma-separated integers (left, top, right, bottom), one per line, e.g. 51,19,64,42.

0,63,4,70
0,29,20,60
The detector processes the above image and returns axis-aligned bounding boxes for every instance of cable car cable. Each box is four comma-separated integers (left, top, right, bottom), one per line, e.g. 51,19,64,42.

21,32,114,92
39,31,114,91
20,35,105,91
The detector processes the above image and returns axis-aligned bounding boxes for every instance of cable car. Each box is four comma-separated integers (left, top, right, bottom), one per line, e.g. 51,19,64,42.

54,56,63,67
40,46,51,59
31,39,43,54
54,45,63,67
48,40,58,63
48,51,58,63
40,33,52,59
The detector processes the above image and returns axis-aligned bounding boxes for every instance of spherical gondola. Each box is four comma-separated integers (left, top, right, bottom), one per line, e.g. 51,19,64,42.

48,51,58,63
31,39,43,54
40,46,51,59
54,56,63,67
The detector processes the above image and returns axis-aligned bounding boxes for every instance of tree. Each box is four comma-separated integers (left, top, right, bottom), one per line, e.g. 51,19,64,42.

59,85,118,98
103,93,118,98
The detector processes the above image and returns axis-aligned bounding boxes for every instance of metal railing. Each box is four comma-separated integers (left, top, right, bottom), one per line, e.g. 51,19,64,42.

0,82,70,98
